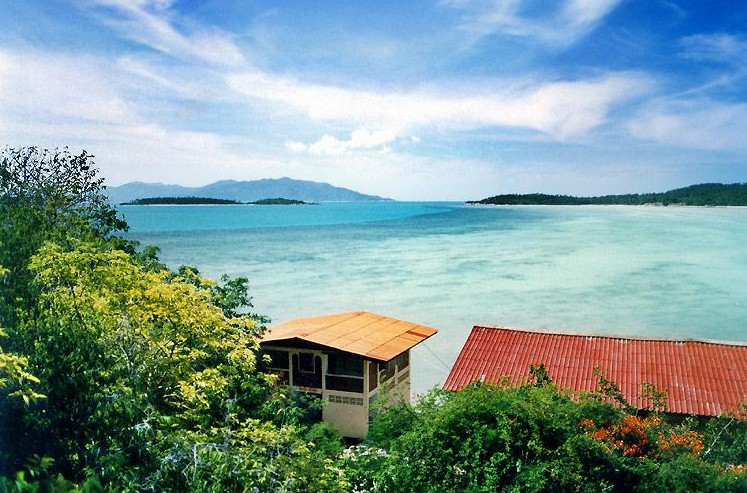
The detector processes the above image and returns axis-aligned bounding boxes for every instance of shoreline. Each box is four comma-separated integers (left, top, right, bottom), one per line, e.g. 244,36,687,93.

465,203,747,209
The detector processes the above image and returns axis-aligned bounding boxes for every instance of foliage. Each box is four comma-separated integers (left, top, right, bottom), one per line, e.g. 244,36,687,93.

701,408,747,466
0,455,103,492
0,264,43,408
361,383,747,492
0,327,43,407
0,147,128,326
0,239,348,490
579,415,704,459
0,146,350,490
468,182,747,206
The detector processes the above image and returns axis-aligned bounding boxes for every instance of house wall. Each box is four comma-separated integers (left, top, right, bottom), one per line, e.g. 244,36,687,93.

374,352,410,400
261,345,412,439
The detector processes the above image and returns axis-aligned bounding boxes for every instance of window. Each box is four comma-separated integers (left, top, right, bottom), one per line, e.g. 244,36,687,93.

394,352,409,371
380,359,395,382
299,352,315,373
368,361,378,392
326,375,364,393
327,353,363,377
264,350,289,370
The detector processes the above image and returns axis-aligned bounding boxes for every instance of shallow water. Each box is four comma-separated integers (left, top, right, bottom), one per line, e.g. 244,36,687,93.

122,203,747,394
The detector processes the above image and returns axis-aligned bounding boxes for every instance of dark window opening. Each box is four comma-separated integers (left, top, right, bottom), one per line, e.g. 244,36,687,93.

327,353,364,377
299,352,315,373
368,361,378,392
292,353,322,389
326,375,364,393
264,350,289,370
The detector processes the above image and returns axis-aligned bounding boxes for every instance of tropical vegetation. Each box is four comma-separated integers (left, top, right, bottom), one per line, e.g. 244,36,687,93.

469,183,747,206
355,379,746,492
1,147,744,491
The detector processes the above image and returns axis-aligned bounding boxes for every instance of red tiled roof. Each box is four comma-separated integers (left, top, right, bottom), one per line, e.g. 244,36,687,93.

443,326,747,417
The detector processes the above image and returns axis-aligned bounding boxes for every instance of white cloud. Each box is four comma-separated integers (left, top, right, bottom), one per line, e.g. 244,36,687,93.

0,49,135,126
284,140,308,153
308,135,347,156
296,128,400,156
679,33,747,64
81,0,245,66
627,99,747,150
229,70,648,144
443,0,622,46
0,46,259,186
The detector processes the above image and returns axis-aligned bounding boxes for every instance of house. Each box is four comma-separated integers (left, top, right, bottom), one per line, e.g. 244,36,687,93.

260,311,438,438
443,326,747,418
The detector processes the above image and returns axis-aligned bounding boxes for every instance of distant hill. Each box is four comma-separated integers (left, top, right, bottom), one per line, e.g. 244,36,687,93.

468,183,747,206
106,178,389,204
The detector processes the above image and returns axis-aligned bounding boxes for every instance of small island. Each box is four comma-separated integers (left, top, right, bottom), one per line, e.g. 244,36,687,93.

248,198,310,205
120,196,312,205
468,183,747,207
121,196,242,205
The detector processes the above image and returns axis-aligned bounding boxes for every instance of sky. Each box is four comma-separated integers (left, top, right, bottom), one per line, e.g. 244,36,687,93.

1,1,746,200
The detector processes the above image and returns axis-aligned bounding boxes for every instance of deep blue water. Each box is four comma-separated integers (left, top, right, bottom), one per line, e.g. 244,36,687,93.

123,203,747,393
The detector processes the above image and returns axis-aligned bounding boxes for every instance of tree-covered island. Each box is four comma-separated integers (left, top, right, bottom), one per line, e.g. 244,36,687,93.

121,196,310,205
122,196,242,205
249,197,310,205
1,147,745,491
469,183,747,206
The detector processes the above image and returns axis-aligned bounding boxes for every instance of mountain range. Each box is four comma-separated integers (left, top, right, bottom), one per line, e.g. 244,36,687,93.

105,178,389,204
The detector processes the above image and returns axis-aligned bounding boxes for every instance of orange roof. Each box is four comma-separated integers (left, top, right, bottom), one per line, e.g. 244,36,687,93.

443,326,747,417
261,311,438,362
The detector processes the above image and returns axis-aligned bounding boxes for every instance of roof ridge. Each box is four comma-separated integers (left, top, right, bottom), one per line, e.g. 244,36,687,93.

472,325,747,347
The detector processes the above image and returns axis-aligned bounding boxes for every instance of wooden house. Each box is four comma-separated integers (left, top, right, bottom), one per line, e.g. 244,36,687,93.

260,311,438,438
444,326,746,418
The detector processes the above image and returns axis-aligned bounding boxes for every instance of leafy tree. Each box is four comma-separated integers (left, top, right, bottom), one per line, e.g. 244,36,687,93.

1,239,345,490
1,146,348,490
0,328,43,407
0,147,128,326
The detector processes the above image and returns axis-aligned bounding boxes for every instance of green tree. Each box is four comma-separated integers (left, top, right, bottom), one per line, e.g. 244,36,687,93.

360,382,746,492
1,146,347,490
1,240,345,490
0,147,128,327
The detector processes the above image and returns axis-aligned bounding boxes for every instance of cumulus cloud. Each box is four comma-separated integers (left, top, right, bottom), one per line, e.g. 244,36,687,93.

288,128,401,156
285,140,308,153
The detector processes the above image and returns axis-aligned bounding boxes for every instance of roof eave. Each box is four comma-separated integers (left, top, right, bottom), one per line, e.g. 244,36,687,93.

260,332,436,362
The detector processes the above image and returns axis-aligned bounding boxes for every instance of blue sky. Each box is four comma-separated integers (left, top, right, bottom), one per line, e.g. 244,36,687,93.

1,0,746,200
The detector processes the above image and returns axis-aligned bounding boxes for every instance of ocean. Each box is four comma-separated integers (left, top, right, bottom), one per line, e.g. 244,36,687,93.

121,202,747,394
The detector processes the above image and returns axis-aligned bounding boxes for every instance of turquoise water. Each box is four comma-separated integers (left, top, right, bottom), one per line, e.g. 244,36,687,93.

119,202,445,232
123,203,747,394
